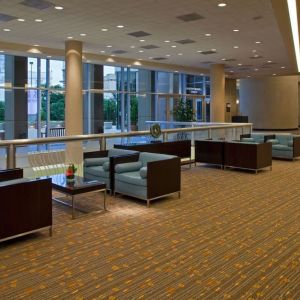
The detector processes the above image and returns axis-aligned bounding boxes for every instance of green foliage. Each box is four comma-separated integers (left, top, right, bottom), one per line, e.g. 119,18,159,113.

104,98,117,125
173,98,195,122
130,96,138,125
0,101,4,122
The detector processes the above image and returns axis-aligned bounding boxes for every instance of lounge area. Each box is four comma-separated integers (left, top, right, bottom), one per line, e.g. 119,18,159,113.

1,0,300,298
1,158,300,298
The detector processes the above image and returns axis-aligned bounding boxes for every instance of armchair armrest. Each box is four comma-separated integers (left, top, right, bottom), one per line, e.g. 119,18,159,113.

147,157,181,199
109,153,140,192
83,150,109,159
240,134,251,140
0,168,23,182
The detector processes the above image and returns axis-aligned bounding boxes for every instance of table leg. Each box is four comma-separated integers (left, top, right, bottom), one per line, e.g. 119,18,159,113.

104,189,107,211
72,195,75,219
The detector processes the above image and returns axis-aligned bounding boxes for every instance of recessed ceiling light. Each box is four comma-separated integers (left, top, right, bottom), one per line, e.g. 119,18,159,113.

255,41,261,44
233,46,239,49
54,6,64,10
117,25,124,28
171,45,177,48
111,54,116,57
100,50,105,53
252,49,257,53
178,53,183,55
233,29,239,32
238,63,242,66
127,64,131,67
254,54,259,57
211,48,216,51
0,50,4,53
197,50,202,53
101,28,108,32
148,56,153,59
205,33,211,36
33,44,39,47
67,36,73,39
166,54,171,57
267,60,272,63
130,45,136,48
247,75,251,78
200,73,204,76
218,3,227,7
35,19,43,22
80,33,86,36
221,58,226,61
139,50,144,53
281,66,286,69
139,39,145,42
174,70,179,73
3,28,11,32
106,45,112,48
254,68,259,71
17,18,25,22
230,70,234,73
164,40,170,43
273,73,277,76
138,58,143,61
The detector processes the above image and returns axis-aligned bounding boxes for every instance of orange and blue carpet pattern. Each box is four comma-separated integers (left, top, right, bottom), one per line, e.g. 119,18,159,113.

1,160,300,299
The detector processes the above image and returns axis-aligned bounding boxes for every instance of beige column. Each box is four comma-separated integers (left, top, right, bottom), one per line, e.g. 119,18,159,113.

225,78,238,122
210,64,225,122
65,40,83,166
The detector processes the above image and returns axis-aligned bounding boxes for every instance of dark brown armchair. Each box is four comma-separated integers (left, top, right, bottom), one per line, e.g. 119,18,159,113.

0,169,52,243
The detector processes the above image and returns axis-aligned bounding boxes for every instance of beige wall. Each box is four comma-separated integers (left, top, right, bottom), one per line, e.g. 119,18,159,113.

239,76,299,130
225,78,237,122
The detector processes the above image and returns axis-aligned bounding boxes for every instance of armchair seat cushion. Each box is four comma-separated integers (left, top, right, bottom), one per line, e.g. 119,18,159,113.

0,178,30,187
115,161,142,173
115,171,147,187
272,144,292,151
84,166,109,178
84,157,109,167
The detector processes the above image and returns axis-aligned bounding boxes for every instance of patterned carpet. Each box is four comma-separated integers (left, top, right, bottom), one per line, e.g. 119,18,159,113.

1,160,300,299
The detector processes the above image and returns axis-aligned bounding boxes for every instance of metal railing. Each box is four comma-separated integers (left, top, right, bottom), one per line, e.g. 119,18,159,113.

0,122,252,170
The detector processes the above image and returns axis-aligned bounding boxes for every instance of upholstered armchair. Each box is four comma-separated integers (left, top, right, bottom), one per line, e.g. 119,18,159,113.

83,148,139,193
113,152,181,207
0,169,52,242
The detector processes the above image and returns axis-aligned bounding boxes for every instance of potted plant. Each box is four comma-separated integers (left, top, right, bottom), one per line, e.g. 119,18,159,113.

173,98,195,122
65,164,77,183
130,96,138,131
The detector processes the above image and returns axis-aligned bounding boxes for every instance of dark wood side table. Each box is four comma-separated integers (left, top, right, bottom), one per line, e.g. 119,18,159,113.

50,174,107,219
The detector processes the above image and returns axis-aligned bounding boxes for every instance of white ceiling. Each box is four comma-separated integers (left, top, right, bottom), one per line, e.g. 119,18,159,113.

0,0,294,76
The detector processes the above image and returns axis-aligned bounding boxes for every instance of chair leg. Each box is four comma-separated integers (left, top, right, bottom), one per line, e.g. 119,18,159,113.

147,200,150,207
178,191,181,199
49,226,53,237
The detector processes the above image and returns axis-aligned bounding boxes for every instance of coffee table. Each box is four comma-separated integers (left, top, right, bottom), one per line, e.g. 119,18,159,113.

50,174,106,219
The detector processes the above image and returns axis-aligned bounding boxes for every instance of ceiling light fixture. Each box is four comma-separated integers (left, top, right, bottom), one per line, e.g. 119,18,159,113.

35,19,43,22
252,49,257,52
67,36,73,39
17,18,25,22
139,50,144,53
164,40,170,43
205,33,211,36
255,41,261,44
233,29,239,32
233,46,239,49
139,39,145,42
117,25,124,28
171,45,177,48
101,28,108,32
272,73,277,76
254,68,259,71
281,66,286,69
3,28,11,32
238,63,242,66
178,53,183,55
221,58,226,61
166,54,171,57
106,45,112,48
100,50,105,53
287,0,300,72
197,50,202,53
211,48,216,51
80,33,86,36
33,44,39,47
0,50,4,53
54,6,64,10
218,3,227,7
46,55,51,58
267,60,272,63
130,45,136,48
